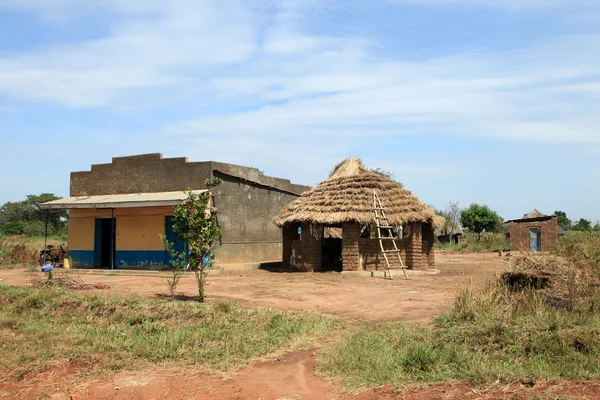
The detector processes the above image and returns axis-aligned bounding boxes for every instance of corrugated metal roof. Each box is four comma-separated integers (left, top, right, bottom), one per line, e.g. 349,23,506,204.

39,190,208,209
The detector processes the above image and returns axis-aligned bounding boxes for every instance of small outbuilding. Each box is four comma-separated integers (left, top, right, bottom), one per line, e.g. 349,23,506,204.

275,158,438,272
506,209,560,252
435,217,463,245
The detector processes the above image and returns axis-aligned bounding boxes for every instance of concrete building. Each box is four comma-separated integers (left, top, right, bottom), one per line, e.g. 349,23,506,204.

275,158,438,272
506,209,560,252
41,154,309,269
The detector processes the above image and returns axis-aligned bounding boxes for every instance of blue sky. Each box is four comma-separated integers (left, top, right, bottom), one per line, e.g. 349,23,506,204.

0,0,599,222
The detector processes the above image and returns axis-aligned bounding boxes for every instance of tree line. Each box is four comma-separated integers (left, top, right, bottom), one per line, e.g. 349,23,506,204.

0,193,67,236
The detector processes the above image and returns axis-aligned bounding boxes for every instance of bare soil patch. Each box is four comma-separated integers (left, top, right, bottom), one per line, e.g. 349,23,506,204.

0,252,508,322
8,252,596,399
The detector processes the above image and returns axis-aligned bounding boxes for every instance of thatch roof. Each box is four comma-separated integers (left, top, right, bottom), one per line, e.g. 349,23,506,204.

434,216,464,236
275,158,437,227
523,209,548,219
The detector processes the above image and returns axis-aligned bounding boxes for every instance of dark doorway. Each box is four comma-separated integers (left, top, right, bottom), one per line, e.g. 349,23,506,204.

94,218,115,267
322,239,342,271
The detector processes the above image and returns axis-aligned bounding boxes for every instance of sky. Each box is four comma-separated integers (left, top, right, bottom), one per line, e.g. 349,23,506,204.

0,0,599,222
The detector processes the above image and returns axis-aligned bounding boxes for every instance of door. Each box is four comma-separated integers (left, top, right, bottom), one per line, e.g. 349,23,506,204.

94,218,116,267
165,216,186,266
529,228,541,252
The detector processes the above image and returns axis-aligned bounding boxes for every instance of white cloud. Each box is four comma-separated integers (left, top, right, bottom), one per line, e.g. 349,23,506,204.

386,0,588,10
0,0,598,147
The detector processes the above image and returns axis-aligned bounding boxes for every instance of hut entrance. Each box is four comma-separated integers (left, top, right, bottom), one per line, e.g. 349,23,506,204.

322,226,342,272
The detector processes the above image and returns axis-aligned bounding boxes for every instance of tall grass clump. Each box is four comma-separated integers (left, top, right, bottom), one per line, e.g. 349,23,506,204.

0,286,340,381
0,237,39,267
319,233,600,389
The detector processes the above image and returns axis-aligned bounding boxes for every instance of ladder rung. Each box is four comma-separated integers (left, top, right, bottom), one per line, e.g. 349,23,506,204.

387,266,407,270
378,237,396,240
377,225,394,229
382,249,402,253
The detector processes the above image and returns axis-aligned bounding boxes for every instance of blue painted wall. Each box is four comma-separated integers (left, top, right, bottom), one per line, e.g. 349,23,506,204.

115,250,166,269
70,250,94,267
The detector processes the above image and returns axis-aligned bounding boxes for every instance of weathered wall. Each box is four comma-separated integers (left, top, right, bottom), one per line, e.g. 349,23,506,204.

359,238,407,271
71,154,310,197
289,223,323,271
422,222,435,268
341,222,361,271
405,223,428,269
71,154,212,196
68,154,309,267
510,217,559,252
211,172,302,264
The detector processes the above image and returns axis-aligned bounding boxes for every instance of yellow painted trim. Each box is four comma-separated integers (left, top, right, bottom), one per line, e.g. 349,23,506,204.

68,217,95,250
116,215,165,250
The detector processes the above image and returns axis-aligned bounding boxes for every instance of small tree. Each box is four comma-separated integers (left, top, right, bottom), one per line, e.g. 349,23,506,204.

460,203,502,240
573,218,592,232
163,178,222,302
554,210,572,231
160,235,187,300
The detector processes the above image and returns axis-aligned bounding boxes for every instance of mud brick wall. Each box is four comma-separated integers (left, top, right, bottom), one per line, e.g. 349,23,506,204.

290,223,322,271
422,222,435,268
359,238,407,270
405,223,427,269
342,222,361,271
510,217,559,252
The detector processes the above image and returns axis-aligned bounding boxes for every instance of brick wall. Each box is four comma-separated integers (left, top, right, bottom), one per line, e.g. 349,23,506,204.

509,217,559,252
405,223,428,269
359,238,407,270
422,222,435,268
342,222,361,271
290,223,322,271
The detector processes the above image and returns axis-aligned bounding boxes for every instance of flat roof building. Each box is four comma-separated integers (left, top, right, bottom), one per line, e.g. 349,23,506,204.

42,153,309,269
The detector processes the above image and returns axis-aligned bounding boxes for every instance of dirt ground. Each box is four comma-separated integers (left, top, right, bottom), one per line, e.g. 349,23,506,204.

3,252,598,399
0,252,508,322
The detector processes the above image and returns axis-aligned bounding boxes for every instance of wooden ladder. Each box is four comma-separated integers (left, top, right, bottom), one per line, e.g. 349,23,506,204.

373,190,408,280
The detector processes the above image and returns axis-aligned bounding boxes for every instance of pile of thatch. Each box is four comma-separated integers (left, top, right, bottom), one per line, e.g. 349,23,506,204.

275,158,437,227
507,252,600,299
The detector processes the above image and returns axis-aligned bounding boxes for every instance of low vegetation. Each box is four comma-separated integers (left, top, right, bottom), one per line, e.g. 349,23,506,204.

436,232,509,251
0,236,63,267
0,286,340,381
319,234,600,389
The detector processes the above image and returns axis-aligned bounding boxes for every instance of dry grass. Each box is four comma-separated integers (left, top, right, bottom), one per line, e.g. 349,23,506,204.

319,233,600,389
0,238,39,266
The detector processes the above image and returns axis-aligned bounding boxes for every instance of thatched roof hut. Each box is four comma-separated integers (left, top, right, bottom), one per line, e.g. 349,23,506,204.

434,216,463,237
275,157,437,227
276,158,438,272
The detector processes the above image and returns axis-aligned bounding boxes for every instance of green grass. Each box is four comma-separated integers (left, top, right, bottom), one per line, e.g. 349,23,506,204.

436,232,509,252
0,285,341,380
318,280,600,389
